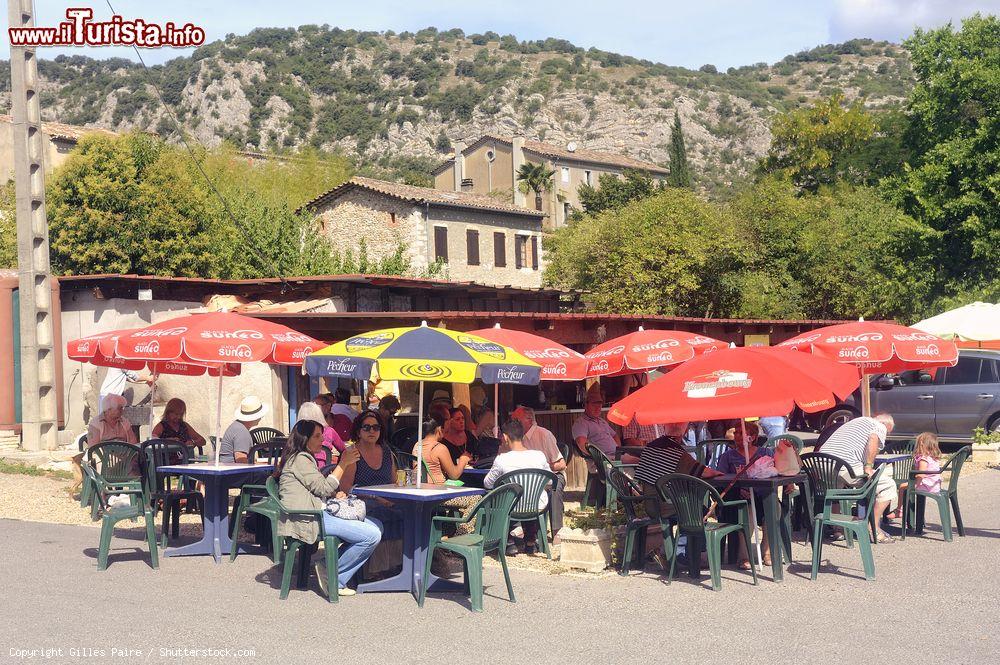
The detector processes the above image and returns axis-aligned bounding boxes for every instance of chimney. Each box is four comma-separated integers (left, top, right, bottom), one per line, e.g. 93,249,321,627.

452,141,466,192
512,135,526,208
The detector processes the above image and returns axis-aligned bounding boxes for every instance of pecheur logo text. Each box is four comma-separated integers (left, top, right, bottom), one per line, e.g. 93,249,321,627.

324,359,359,375
495,366,527,382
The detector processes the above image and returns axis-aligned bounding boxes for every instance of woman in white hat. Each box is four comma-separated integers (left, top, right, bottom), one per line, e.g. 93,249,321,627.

218,396,268,463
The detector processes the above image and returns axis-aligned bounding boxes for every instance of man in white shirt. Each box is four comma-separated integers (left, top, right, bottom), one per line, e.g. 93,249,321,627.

485,418,550,555
329,388,359,420
98,367,151,413
512,405,567,541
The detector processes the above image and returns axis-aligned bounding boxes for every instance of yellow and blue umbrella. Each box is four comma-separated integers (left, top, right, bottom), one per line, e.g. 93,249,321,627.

305,323,541,487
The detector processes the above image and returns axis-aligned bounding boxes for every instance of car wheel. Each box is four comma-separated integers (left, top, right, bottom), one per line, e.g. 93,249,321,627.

989,414,1000,435
824,407,857,429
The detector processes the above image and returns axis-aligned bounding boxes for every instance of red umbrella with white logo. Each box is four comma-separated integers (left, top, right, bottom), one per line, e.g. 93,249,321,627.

73,312,320,464
68,328,242,376
775,320,958,416
584,328,726,378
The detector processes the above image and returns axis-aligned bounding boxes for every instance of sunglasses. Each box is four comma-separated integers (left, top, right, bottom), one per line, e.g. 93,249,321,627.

360,423,381,432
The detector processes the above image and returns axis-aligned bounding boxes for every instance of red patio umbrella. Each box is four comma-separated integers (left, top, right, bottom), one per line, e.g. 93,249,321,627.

68,328,241,376
775,320,958,416
585,328,725,378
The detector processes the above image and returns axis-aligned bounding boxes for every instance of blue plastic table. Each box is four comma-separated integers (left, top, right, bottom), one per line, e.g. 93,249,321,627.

156,462,274,563
353,484,485,600
460,468,489,487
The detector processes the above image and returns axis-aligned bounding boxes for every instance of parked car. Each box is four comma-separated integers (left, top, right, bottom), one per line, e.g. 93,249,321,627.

793,349,1000,443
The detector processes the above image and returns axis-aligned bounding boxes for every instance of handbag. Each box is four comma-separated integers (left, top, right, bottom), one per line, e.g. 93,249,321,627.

773,439,801,476
324,494,367,521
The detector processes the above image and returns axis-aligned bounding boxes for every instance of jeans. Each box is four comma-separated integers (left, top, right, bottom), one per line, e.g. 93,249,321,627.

321,514,383,588
759,417,787,439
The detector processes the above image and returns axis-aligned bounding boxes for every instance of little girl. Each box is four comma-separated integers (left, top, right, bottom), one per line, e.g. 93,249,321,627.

913,431,943,493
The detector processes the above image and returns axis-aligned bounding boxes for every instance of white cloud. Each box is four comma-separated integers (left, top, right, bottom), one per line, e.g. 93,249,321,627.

830,0,1000,41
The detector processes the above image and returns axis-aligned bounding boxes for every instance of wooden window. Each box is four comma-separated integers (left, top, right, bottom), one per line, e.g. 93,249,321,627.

466,229,480,266
515,235,528,269
493,232,506,267
531,236,539,270
434,226,448,262
585,170,592,186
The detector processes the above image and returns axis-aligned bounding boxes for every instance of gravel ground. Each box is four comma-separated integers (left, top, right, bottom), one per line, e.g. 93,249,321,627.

1,467,999,664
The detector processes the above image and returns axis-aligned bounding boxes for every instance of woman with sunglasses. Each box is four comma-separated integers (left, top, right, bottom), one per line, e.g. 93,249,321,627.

338,411,397,492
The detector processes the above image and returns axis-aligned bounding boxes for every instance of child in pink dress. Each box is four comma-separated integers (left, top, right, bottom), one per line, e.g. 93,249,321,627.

913,432,943,493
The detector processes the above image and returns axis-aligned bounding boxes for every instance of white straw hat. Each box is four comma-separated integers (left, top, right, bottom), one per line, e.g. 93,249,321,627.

235,396,268,422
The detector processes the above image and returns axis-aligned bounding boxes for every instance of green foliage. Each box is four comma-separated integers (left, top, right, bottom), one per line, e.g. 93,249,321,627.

761,94,877,191
667,113,693,188
577,169,662,216
0,182,15,268
516,162,555,208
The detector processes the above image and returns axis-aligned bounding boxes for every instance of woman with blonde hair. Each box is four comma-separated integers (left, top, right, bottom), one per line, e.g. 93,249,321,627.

152,398,205,448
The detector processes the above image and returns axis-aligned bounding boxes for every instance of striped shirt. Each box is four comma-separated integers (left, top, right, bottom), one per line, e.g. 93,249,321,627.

634,436,707,486
819,417,887,470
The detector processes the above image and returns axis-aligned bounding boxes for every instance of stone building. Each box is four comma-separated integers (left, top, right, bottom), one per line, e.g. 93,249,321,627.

0,114,115,182
302,176,547,288
432,134,670,230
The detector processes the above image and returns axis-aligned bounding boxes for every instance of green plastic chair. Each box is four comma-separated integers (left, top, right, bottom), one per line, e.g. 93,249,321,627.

495,468,557,559
586,444,637,512
799,452,861,546
809,465,886,581
230,485,282,564
85,442,143,519
141,439,205,548
606,466,672,576
902,446,970,542
264,476,341,602
655,473,758,591
82,462,159,571
419,484,523,612
765,433,804,453
696,439,730,467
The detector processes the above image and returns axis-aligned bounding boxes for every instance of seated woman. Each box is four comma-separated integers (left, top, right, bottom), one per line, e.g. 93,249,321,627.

296,401,345,467
275,420,382,597
339,411,396,491
87,394,137,446
716,421,773,569
414,414,472,483
152,398,206,449
440,407,479,463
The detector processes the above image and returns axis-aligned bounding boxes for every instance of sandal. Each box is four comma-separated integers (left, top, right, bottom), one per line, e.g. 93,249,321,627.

762,555,772,566
738,560,752,571
875,531,896,544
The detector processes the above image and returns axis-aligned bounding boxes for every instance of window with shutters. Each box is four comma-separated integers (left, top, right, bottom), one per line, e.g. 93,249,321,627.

530,236,539,270
434,226,448,262
515,235,528,269
466,229,480,266
493,232,506,267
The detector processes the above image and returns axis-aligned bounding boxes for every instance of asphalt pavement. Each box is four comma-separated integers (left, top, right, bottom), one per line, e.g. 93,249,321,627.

2,468,999,665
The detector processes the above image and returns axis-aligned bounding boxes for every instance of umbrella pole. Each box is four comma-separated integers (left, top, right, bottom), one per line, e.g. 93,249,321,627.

860,373,872,417
741,419,763,572
416,382,424,489
148,369,158,438
494,382,500,437
214,370,224,465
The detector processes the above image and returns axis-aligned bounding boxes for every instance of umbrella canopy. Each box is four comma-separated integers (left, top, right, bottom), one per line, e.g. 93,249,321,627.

607,346,861,426
469,326,588,381
775,321,958,374
306,325,541,385
68,329,241,376
585,329,726,378
111,312,319,366
912,302,1000,349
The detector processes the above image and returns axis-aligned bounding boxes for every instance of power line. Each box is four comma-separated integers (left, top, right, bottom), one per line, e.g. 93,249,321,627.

104,0,291,291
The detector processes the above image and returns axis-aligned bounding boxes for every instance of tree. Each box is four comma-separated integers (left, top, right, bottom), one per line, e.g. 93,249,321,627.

576,168,660,216
434,129,452,152
760,94,877,191
883,14,1000,291
667,113,693,188
516,162,555,210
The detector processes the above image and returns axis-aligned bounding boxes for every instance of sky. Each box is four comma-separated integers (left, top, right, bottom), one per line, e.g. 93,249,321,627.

3,0,999,68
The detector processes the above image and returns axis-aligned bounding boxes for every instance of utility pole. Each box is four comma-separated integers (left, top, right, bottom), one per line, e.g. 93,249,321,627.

9,0,59,450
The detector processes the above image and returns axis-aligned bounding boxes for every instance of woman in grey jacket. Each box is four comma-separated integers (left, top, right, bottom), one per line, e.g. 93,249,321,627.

276,420,382,597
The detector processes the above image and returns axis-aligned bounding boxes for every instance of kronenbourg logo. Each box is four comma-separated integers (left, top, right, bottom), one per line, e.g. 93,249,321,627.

458,336,506,359
545,362,568,377
683,370,753,398
838,346,870,360
826,333,882,343
218,343,253,360
133,326,187,338
496,366,527,382
526,347,571,360
133,339,160,355
915,343,940,357
325,359,359,375
200,328,264,340
345,332,394,353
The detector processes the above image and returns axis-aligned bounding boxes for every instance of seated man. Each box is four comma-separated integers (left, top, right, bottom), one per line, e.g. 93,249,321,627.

218,396,266,463
572,387,620,507
484,419,550,555
633,421,723,518
818,412,898,543
512,405,567,542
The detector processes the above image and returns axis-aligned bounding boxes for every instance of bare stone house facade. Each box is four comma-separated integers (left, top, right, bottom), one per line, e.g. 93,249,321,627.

432,134,670,230
302,176,547,288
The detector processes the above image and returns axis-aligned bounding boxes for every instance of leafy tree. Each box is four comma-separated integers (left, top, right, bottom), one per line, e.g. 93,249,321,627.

434,129,452,153
0,182,15,268
883,14,1000,291
576,168,661,216
667,113,693,188
760,94,876,191
516,162,555,210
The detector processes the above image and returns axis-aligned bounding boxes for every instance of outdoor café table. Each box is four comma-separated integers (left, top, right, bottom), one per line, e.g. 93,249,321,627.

703,472,807,583
460,467,489,488
352,484,485,600
875,453,910,465
155,462,274,563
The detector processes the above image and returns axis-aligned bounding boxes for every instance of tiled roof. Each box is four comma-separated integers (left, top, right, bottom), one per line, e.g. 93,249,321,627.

433,134,670,175
300,175,546,218
0,114,116,142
